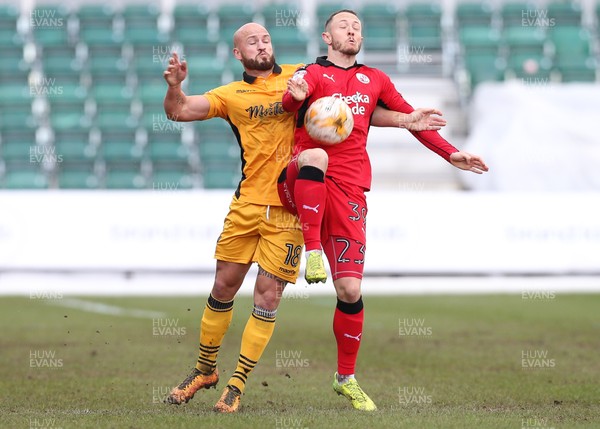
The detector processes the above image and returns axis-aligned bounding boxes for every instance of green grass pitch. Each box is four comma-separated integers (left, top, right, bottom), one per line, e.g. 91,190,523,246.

1,293,598,428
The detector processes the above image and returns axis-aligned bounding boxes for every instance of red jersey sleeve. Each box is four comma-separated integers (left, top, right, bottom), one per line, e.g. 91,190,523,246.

376,72,458,162
282,66,318,112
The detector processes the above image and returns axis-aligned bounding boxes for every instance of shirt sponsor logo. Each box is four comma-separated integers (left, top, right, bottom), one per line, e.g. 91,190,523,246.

331,91,370,115
246,101,285,119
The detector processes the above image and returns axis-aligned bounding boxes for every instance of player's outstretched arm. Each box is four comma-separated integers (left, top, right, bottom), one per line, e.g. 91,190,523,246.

371,106,447,131
449,151,489,174
163,52,210,122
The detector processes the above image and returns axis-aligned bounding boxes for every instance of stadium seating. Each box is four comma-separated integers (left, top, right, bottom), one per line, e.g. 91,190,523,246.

455,2,494,28
1,1,598,189
217,4,256,42
547,1,582,27
360,3,399,52
404,3,443,50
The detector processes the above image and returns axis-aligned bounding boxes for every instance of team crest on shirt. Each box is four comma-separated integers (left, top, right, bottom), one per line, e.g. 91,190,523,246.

356,73,370,84
292,70,307,81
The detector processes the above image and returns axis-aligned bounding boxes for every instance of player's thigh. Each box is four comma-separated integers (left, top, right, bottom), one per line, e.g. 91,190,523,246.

255,205,304,284
214,198,261,264
322,178,368,281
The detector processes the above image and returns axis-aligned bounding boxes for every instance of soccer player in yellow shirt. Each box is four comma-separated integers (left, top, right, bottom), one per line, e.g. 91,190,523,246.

162,22,445,413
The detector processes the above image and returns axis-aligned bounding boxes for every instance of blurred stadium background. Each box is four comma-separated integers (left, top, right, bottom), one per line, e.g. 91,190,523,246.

0,0,599,290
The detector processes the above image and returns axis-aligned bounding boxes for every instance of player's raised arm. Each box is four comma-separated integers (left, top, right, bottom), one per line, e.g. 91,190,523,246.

163,52,210,122
371,106,447,131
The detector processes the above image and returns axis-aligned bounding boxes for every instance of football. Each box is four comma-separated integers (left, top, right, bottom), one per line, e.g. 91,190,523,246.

304,96,354,145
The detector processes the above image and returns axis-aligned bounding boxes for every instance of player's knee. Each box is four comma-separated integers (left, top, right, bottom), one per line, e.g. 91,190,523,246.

298,148,328,172
334,277,362,302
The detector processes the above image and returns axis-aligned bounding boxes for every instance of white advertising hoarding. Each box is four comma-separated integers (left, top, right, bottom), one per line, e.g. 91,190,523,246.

0,191,599,274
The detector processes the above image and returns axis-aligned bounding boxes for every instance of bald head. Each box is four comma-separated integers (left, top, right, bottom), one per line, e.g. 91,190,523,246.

232,22,275,72
233,23,269,48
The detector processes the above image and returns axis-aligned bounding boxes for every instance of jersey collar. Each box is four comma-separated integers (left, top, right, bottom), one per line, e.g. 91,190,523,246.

316,56,362,69
242,63,283,84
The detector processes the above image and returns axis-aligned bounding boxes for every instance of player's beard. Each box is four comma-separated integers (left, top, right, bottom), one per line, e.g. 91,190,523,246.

331,37,362,55
241,52,275,71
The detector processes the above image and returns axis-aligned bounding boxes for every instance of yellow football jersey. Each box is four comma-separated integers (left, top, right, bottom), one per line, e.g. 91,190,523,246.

203,63,302,206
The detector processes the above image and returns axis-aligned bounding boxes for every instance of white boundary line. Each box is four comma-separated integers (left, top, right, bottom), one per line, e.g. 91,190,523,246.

47,298,167,319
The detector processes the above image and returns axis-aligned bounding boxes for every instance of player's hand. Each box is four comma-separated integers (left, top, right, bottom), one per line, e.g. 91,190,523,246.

449,151,489,174
403,108,447,131
163,52,187,87
287,77,308,101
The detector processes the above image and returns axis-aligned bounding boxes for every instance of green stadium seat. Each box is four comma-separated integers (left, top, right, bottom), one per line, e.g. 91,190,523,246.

141,112,188,136
1,141,35,163
146,127,183,145
2,170,48,189
501,2,537,28
99,131,143,164
80,27,123,46
49,111,90,131
268,27,309,57
261,3,304,29
150,169,195,190
124,27,169,47
147,141,189,164
77,4,116,29
202,165,241,189
173,27,217,47
90,83,133,104
0,106,36,131
549,27,591,59
506,53,552,80
316,3,349,32
405,3,443,50
173,3,210,28
186,58,226,93
0,28,23,47
122,4,160,24
103,168,146,189
455,2,494,28
464,53,506,87
547,2,581,27
93,111,137,130
136,82,166,104
57,169,99,189
87,55,127,75
199,140,240,163
132,55,167,80
53,140,96,164
196,120,235,142
42,48,83,81
217,4,256,41
503,27,546,55
31,5,71,47
360,4,399,52
0,5,19,31
45,85,86,116
1,129,36,146
0,43,28,78
554,58,597,82
459,27,501,54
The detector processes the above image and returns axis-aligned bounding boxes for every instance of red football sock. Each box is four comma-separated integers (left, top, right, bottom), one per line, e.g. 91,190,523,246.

333,297,364,375
294,166,326,251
